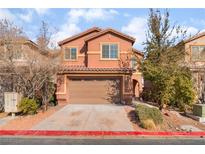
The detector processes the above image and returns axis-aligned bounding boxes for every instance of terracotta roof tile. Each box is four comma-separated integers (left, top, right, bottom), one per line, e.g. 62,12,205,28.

59,65,134,73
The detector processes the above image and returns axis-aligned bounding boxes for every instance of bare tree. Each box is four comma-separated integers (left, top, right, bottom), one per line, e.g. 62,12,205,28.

10,50,58,110
0,19,59,111
0,19,25,111
36,21,57,53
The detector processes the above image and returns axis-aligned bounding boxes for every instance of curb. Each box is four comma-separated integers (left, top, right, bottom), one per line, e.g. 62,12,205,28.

0,130,205,137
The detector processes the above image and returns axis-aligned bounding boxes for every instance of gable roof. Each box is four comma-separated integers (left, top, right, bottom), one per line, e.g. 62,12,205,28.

84,28,136,44
0,37,38,47
184,32,205,43
58,27,102,46
0,37,40,51
132,48,144,57
0,37,52,58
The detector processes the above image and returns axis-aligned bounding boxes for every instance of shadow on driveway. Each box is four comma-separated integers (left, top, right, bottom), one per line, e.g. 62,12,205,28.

32,104,135,131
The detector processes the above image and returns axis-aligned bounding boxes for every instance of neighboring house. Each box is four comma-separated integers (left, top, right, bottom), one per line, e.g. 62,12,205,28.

0,38,46,64
184,32,205,100
56,27,144,104
0,38,50,110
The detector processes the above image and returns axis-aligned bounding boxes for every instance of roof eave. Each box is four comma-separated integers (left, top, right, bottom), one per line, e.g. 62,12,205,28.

58,27,102,46
84,29,136,44
132,48,144,57
184,32,205,44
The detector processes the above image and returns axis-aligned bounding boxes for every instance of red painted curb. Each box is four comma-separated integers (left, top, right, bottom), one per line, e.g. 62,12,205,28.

0,130,205,137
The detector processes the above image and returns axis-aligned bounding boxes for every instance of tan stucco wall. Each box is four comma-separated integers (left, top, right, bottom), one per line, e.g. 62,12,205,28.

185,35,205,100
57,29,144,104
87,33,133,68
185,35,205,65
132,72,143,98
60,31,99,66
0,42,47,65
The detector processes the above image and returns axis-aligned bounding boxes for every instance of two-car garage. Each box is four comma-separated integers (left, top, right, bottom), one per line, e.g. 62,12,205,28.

68,77,121,104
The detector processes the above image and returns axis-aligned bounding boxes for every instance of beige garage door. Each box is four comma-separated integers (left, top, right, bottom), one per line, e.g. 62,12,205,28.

68,77,121,104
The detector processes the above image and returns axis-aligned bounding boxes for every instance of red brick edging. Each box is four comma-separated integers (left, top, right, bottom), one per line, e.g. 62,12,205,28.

0,130,205,137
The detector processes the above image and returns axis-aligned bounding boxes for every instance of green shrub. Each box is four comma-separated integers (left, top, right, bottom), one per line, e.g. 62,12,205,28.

49,95,58,106
174,74,196,112
141,119,156,129
141,89,153,102
135,104,163,126
18,97,39,115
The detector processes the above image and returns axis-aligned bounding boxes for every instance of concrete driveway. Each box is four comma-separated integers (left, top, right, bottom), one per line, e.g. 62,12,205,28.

32,104,134,131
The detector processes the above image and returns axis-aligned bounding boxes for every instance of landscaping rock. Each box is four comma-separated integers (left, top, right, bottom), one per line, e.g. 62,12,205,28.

180,125,202,132
170,111,182,118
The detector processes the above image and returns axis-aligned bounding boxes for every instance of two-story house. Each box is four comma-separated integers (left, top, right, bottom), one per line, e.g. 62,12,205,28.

184,32,205,100
56,27,143,104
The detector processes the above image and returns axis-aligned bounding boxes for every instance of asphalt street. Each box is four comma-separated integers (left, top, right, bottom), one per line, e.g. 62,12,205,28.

0,136,205,145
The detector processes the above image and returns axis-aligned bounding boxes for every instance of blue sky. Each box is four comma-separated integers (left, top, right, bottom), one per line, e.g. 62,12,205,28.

0,8,205,50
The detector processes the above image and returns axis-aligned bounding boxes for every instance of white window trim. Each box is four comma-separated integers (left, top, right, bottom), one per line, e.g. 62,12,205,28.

191,45,205,61
130,56,137,69
100,43,119,60
12,44,26,61
64,46,78,61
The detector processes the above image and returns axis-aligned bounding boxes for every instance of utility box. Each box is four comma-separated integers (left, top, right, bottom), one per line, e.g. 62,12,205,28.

4,92,22,113
193,104,205,117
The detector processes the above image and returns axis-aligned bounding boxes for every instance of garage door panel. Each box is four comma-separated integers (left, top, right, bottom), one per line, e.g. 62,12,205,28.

68,98,110,104
68,78,121,104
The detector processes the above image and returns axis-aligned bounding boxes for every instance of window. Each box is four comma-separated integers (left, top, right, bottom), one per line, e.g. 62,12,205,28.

131,56,137,68
13,50,24,60
102,44,118,59
0,45,5,60
191,46,205,61
12,45,24,61
64,47,77,60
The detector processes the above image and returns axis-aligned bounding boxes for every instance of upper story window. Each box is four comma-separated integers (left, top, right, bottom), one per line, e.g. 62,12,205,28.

64,47,77,60
12,45,24,61
0,44,24,61
101,43,118,59
131,56,137,69
191,46,205,61
0,45,5,60
13,50,24,60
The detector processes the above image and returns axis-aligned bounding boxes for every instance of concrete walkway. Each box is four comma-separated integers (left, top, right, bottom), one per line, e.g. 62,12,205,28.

0,116,15,127
32,104,134,131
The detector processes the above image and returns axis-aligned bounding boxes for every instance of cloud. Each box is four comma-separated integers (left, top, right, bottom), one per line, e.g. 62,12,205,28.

121,16,204,50
68,8,119,23
109,9,119,15
34,8,50,15
18,10,33,23
52,23,81,42
50,9,119,48
0,9,15,21
190,18,205,27
186,26,199,35
50,23,81,48
123,13,131,17
201,29,205,32
121,17,147,48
